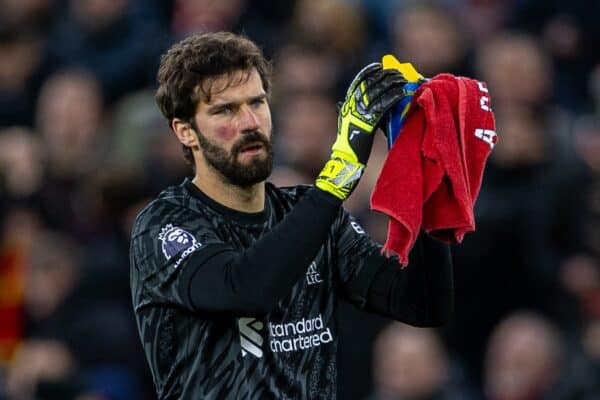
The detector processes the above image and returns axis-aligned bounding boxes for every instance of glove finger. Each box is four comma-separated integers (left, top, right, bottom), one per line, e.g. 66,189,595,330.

356,62,382,80
351,70,404,112
359,69,402,95
346,62,382,97
348,64,382,98
372,69,406,82
365,68,406,88
369,86,410,119
363,72,407,105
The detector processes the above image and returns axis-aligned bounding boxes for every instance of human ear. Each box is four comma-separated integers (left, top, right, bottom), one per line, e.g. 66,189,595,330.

171,118,199,148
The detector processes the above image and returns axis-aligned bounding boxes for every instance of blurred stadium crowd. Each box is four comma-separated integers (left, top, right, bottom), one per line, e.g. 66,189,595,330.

0,0,599,399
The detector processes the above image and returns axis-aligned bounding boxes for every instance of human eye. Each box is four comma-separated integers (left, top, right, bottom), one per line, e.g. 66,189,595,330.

211,105,233,115
250,97,266,108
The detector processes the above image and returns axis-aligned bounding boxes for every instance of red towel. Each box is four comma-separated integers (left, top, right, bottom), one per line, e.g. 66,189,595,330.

370,74,497,266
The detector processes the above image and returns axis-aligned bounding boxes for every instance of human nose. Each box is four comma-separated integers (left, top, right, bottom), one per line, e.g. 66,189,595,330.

238,104,260,133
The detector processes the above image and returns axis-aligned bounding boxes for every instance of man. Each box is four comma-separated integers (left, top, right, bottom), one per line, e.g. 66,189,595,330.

130,32,453,399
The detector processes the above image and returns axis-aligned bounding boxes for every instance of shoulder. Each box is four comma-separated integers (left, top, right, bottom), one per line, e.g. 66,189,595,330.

129,183,219,269
131,182,201,239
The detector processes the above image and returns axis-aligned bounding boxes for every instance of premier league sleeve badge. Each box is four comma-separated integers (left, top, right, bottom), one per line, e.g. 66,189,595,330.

158,224,202,268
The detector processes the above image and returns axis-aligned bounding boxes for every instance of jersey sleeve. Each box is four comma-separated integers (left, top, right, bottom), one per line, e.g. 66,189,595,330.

333,209,454,326
130,200,226,313
333,210,390,308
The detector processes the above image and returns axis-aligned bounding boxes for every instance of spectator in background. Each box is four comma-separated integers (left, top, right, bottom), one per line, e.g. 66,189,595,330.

368,322,475,400
581,320,600,385
507,1,600,111
0,27,47,127
5,230,144,400
0,127,44,201
171,0,296,58
79,166,160,305
0,0,54,30
389,3,470,77
22,231,78,316
34,69,106,235
567,67,600,379
47,0,165,103
291,0,367,63
274,91,337,178
477,33,553,108
450,0,515,43
109,90,189,190
446,32,590,390
6,339,79,400
0,71,150,355
0,201,44,367
36,69,105,181
272,40,341,97
288,0,368,96
0,130,47,367
573,64,600,257
484,311,599,400
231,0,297,58
171,0,246,38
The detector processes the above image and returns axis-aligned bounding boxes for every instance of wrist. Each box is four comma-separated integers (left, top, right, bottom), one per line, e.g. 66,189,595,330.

311,185,345,205
330,148,359,164
315,157,364,200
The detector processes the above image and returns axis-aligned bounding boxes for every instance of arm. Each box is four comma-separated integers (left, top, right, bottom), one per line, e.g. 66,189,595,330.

180,188,341,315
363,233,454,326
334,213,453,327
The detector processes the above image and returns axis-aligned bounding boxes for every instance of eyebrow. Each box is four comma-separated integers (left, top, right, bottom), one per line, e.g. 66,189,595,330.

207,94,267,113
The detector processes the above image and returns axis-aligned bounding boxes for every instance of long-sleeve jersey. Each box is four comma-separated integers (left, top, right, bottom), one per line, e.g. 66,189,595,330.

130,179,453,399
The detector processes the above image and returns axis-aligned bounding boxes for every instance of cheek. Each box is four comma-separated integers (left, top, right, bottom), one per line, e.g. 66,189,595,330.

215,125,237,141
265,118,273,137
263,108,272,130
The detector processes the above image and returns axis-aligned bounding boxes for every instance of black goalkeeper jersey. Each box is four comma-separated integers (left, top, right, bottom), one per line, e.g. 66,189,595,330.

130,179,453,399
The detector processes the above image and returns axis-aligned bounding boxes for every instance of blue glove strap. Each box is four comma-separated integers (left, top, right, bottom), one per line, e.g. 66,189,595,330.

386,81,422,149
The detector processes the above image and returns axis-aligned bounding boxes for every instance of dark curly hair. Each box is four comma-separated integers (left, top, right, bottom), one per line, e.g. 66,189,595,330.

155,32,272,165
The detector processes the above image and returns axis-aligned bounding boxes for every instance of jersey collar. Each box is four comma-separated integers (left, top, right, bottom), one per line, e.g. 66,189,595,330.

183,178,270,225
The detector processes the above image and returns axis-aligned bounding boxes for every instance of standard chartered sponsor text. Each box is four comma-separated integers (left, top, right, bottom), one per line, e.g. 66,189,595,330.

268,314,333,353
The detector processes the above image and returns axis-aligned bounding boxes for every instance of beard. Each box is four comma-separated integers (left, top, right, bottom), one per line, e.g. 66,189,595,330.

195,129,274,187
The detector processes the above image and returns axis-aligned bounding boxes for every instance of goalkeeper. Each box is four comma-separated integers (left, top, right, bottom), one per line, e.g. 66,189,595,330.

130,32,453,400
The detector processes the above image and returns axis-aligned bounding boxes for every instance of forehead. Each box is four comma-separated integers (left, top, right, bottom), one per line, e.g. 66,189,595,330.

198,68,265,105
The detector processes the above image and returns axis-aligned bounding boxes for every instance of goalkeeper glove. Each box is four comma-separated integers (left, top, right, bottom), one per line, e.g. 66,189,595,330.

316,62,408,200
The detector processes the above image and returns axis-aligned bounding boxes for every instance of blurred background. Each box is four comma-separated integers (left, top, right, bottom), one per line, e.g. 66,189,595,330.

0,0,599,399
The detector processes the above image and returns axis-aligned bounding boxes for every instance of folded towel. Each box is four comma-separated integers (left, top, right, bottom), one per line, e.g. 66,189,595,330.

371,73,497,265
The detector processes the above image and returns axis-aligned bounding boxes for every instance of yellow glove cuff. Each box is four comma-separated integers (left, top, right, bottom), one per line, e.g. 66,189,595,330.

315,157,364,200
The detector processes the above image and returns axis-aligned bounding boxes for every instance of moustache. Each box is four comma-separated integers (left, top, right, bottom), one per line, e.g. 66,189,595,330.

231,131,271,155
